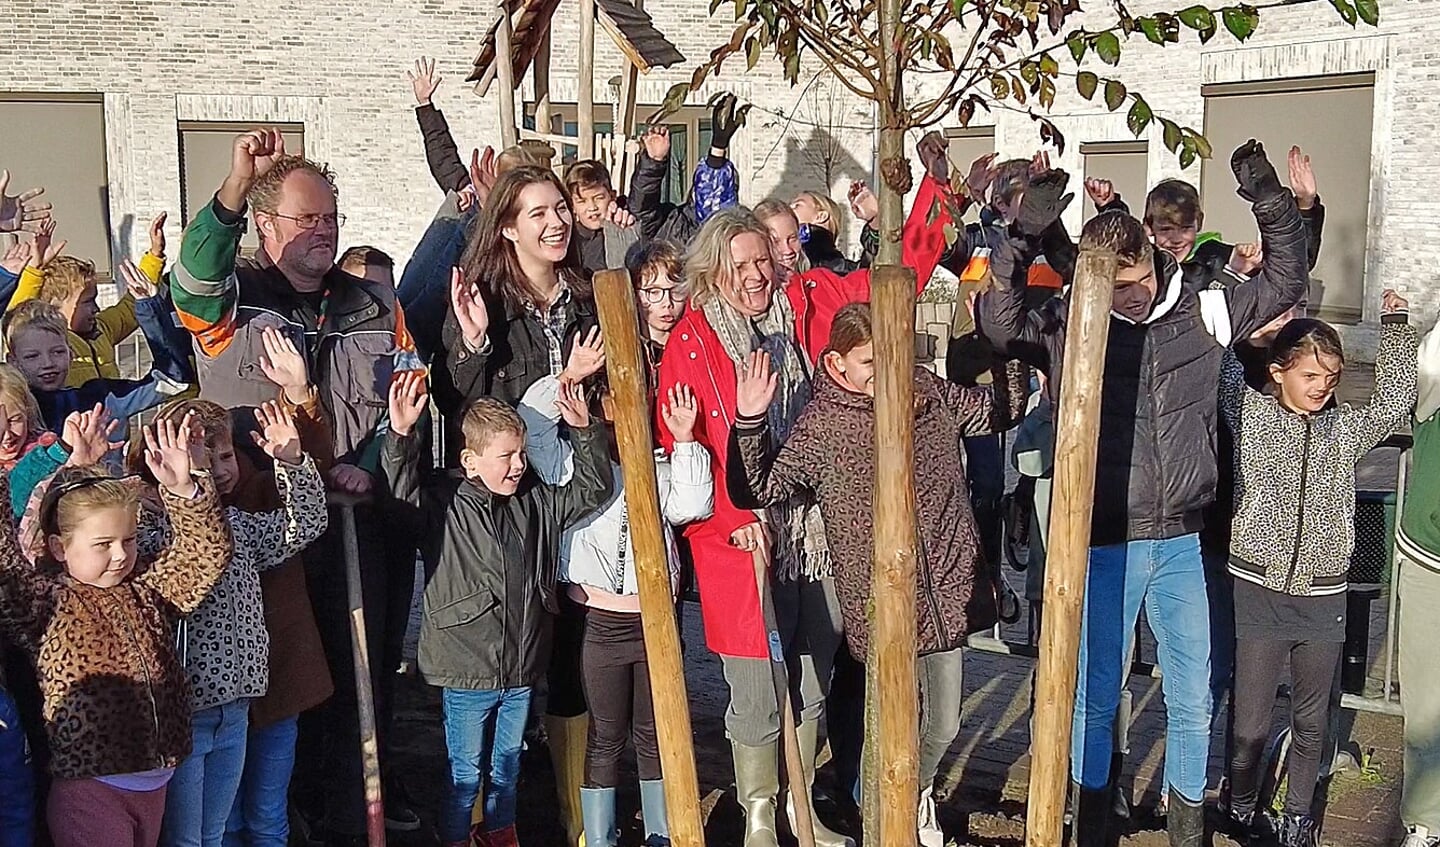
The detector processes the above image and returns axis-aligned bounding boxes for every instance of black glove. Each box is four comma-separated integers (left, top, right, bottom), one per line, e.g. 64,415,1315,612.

709,92,750,151
1230,139,1285,203
1015,169,1074,239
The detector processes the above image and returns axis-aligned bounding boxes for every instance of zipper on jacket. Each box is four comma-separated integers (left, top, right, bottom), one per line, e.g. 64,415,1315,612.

914,528,949,646
116,590,163,767
1283,418,1313,591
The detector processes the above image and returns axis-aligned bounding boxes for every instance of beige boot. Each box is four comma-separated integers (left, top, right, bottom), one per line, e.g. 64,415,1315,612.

545,714,589,847
732,741,781,847
786,721,856,847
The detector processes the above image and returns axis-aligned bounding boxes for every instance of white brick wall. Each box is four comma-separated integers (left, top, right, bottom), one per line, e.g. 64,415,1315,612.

2,0,1433,356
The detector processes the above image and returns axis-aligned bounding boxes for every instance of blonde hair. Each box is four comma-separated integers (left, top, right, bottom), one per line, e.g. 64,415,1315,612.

753,199,811,273
39,465,138,542
794,190,845,234
683,207,776,307
0,365,43,434
36,255,95,306
461,397,526,453
4,300,70,352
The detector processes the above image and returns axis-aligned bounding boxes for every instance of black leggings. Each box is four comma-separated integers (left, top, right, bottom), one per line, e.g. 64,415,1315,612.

581,608,660,786
1229,636,1342,817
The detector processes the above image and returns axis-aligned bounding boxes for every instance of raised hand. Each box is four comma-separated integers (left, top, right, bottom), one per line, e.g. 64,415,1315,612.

257,326,310,403
118,260,158,300
0,170,52,234
848,181,879,225
450,267,490,351
1015,169,1074,238
642,125,672,161
561,327,606,383
605,200,636,230
253,400,303,464
28,218,65,271
387,370,429,437
0,241,27,277
1084,178,1116,209
917,131,950,183
735,350,778,418
144,412,197,497
148,211,168,258
1230,139,1284,204
660,385,699,443
1288,146,1318,211
1029,150,1052,177
708,92,751,151
407,56,443,106
61,404,117,467
469,146,498,208
1228,242,1264,276
963,153,1000,203
1382,288,1409,315
221,128,287,210
555,380,591,428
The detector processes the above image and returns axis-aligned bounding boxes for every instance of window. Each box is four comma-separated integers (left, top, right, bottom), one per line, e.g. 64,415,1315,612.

526,103,713,205
179,122,305,256
0,95,111,277
1081,141,1148,224
1201,74,1374,323
943,127,995,222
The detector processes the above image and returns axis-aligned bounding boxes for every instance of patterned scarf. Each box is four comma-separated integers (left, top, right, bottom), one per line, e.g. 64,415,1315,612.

702,292,831,581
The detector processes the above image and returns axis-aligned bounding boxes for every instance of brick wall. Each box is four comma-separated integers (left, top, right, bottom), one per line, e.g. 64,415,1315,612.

2,0,1432,361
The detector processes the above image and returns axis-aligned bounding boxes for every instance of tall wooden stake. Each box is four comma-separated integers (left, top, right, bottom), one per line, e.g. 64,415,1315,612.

591,269,705,847
1025,250,1118,847
870,265,920,846
578,0,597,160
335,494,385,847
494,0,519,148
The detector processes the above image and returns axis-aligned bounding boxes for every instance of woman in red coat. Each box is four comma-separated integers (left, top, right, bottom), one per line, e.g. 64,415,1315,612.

654,136,959,847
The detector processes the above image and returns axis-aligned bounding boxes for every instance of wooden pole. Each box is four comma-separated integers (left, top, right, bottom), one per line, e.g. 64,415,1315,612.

591,269,705,846
335,494,386,847
614,0,642,189
534,26,563,167
1024,250,1118,847
870,264,920,846
494,0,519,148
577,0,597,160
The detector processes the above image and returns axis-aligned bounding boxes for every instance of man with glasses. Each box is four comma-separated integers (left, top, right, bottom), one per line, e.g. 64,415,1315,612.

173,128,424,846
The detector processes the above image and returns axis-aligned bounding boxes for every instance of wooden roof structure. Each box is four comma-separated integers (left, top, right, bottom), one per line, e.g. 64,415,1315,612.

468,0,684,94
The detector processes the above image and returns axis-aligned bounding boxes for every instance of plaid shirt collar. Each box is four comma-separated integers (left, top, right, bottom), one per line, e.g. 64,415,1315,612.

525,283,573,376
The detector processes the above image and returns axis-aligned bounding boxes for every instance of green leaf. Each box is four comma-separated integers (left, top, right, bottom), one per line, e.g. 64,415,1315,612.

1356,0,1379,25
734,0,748,21
1161,118,1182,152
1223,5,1259,41
1127,98,1153,136
1067,32,1087,62
950,0,970,16
1330,0,1357,26
746,35,763,69
926,196,941,226
1180,144,1197,169
1094,31,1121,65
1177,5,1215,30
1138,16,1164,44
1190,131,1213,160
1104,78,1127,111
656,83,692,122
784,48,800,82
1039,52,1060,76
1076,71,1098,100
1039,77,1056,110
1012,74,1027,105
991,74,1011,99
1020,61,1039,85
710,0,726,15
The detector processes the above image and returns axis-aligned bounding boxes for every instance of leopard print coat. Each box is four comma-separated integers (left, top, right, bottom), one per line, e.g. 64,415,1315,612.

139,456,328,712
0,475,233,780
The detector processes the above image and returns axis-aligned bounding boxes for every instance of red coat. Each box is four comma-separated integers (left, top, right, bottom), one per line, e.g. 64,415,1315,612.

656,176,954,658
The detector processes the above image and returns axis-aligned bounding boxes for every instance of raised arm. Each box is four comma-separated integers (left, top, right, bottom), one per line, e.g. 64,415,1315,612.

408,57,469,195
630,126,680,242
546,381,615,527
724,350,815,510
925,359,1026,437
1341,293,1419,458
240,402,330,571
1219,141,1310,341
656,385,715,524
0,468,59,653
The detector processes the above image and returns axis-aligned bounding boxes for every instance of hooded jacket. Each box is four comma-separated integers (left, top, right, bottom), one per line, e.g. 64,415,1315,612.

728,365,1025,658
979,187,1310,547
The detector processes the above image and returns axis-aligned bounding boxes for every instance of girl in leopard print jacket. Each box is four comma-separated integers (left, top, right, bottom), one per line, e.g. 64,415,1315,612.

1219,291,1417,842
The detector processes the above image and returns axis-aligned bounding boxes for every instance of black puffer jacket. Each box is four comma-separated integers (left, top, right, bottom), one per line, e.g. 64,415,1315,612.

380,424,613,690
979,188,1309,546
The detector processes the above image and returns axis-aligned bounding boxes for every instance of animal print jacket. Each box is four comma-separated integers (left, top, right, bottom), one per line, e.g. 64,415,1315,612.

0,475,233,780
1222,314,1417,597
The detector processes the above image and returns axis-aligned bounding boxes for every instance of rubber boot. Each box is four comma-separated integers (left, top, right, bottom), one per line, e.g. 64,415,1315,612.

1167,788,1205,847
785,721,856,847
545,714,589,847
731,741,781,847
580,787,618,847
1074,786,1112,847
1109,751,1131,821
917,785,944,847
639,779,671,846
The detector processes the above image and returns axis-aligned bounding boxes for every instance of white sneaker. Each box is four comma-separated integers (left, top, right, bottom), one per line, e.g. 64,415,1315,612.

1403,825,1440,847
918,786,944,847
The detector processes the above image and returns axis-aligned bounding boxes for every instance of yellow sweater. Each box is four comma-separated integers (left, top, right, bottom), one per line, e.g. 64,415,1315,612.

10,253,163,388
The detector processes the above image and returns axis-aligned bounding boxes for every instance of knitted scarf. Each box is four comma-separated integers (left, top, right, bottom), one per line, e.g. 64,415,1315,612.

702,292,831,581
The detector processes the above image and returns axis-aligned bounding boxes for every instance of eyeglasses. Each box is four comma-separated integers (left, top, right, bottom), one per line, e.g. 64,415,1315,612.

270,212,347,230
638,287,682,305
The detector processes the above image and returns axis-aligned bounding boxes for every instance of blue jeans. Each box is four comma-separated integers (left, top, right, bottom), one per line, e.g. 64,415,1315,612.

222,716,298,847
1070,535,1212,802
397,194,474,363
0,687,34,847
162,699,251,847
440,687,532,842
